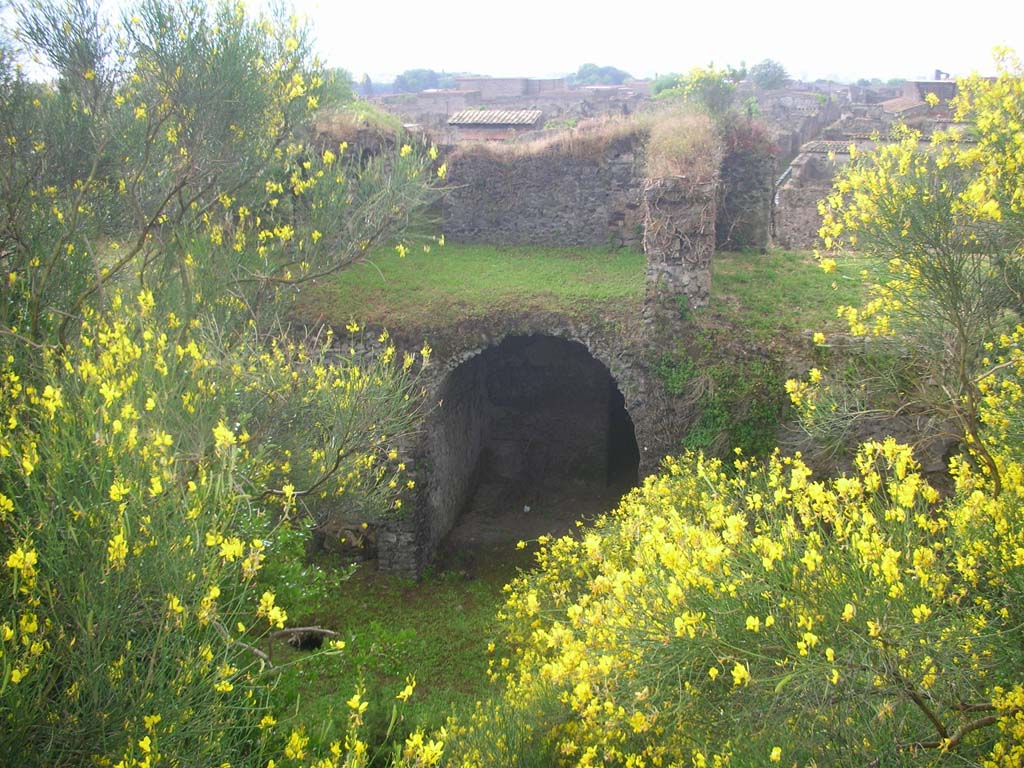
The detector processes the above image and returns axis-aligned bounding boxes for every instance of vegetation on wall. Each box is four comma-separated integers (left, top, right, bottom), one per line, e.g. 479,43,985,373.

393,68,455,94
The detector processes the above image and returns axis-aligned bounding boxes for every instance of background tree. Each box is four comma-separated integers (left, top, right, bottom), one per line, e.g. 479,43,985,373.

571,62,633,86
359,72,374,97
654,65,737,117
749,58,789,89
392,67,454,93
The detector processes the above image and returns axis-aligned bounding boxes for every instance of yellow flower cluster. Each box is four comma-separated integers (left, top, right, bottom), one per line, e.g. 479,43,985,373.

449,353,1024,766
0,288,432,763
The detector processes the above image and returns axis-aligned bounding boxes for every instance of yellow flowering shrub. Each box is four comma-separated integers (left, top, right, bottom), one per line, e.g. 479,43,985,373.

448,335,1024,765
808,51,1024,488
0,292,434,765
0,1,442,766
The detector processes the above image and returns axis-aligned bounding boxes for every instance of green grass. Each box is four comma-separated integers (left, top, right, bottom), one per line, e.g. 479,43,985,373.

271,557,524,759
291,243,645,330
708,250,875,341
293,245,871,343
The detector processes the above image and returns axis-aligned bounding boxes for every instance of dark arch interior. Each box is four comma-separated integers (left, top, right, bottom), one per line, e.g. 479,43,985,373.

426,335,639,558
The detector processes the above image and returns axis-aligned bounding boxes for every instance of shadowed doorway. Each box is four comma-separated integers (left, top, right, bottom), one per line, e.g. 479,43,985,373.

425,335,640,562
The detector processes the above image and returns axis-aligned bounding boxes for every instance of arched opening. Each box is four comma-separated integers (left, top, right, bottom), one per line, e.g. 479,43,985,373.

425,335,639,560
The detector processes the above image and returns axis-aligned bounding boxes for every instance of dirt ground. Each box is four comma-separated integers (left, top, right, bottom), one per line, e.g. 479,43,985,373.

435,477,632,575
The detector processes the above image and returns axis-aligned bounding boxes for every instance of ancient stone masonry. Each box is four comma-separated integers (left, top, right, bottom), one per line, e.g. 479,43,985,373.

717,129,777,251
774,142,841,249
314,117,793,577
442,132,647,248
773,139,866,249
642,177,717,314
320,308,699,578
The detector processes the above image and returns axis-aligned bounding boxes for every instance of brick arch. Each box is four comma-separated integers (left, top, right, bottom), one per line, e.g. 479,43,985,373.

430,327,640,417
404,331,642,571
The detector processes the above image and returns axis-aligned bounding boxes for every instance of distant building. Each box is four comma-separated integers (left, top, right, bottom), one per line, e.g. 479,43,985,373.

903,79,958,109
454,77,567,99
447,109,544,141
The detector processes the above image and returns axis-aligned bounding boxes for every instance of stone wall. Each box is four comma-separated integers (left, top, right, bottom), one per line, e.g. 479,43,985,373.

773,184,829,250
419,354,491,561
759,96,843,165
372,307,704,575
443,132,647,248
773,142,855,249
380,90,482,124
643,177,718,312
717,131,777,251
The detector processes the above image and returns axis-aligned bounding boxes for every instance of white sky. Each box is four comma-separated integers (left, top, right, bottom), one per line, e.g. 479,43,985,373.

277,0,1024,83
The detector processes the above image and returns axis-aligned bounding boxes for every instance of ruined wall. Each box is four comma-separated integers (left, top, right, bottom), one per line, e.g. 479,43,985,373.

774,185,829,249
443,132,647,248
421,354,491,559
379,90,482,124
757,92,843,165
773,144,853,249
382,308,703,575
643,178,717,311
717,130,777,251
455,77,531,98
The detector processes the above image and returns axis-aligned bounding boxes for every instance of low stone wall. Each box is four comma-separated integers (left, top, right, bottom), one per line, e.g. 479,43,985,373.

443,132,646,248
420,355,491,560
774,185,829,250
773,145,852,249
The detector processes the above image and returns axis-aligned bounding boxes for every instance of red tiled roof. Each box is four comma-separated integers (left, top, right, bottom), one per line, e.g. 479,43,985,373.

448,109,543,126
880,97,925,114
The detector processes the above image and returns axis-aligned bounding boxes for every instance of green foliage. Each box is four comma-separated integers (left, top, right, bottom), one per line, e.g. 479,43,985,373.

393,68,454,94
653,352,696,396
681,359,786,458
749,58,789,89
273,566,511,760
650,73,682,96
293,244,645,331
654,65,737,117
655,348,784,459
709,250,875,342
0,1,442,766
571,63,632,86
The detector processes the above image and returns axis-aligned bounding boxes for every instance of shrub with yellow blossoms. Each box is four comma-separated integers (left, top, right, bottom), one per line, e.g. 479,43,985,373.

806,50,1024,492
449,340,1024,764
443,50,1024,768
0,1,441,766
